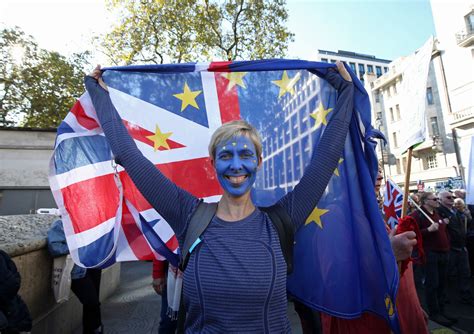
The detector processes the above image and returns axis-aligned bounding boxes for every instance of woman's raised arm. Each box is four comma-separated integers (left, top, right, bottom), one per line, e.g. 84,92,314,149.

278,62,354,228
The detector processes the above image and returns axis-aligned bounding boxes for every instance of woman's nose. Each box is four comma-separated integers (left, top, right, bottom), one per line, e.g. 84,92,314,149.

230,156,243,171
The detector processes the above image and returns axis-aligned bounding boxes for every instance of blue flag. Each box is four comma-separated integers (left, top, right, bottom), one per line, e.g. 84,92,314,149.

51,60,399,332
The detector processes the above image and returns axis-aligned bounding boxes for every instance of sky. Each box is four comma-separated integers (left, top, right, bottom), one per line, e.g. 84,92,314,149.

0,0,437,65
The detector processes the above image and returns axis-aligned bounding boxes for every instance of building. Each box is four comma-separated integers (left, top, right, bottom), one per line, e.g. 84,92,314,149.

254,50,392,196
430,0,474,182
315,49,391,84
365,54,459,191
0,127,57,215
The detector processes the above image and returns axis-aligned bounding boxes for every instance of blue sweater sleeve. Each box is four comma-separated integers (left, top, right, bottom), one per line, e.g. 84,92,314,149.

84,76,198,239
47,220,70,257
277,69,354,229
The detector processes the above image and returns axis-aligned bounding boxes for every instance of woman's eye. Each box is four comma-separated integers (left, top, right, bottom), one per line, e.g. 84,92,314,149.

241,152,254,159
218,153,231,160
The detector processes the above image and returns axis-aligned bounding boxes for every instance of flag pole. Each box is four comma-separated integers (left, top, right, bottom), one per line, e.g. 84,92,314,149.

401,147,413,218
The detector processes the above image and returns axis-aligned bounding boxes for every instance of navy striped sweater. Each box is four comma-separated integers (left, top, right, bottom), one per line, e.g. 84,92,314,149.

85,69,353,333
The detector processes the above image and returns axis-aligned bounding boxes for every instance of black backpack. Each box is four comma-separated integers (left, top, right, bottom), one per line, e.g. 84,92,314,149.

177,200,295,333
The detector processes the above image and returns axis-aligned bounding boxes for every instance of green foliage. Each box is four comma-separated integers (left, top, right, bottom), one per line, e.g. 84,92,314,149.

0,27,89,128
98,0,294,65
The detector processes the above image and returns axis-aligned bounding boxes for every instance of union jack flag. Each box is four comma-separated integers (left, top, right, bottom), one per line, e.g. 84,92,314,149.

383,178,403,228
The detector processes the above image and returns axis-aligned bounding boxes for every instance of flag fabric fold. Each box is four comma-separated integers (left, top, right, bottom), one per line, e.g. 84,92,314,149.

49,59,400,332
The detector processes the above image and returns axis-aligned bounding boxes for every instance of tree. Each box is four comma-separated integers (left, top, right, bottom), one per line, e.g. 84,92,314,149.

0,27,89,128
97,0,294,65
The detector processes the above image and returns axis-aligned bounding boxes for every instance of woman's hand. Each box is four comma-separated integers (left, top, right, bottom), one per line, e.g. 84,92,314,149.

335,61,352,82
89,65,108,91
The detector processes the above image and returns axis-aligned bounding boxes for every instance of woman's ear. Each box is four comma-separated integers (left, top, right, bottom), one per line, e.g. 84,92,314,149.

210,157,215,167
257,156,263,169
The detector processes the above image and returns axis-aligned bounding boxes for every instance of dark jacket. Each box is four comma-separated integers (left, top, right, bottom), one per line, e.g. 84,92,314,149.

0,250,32,332
437,204,466,250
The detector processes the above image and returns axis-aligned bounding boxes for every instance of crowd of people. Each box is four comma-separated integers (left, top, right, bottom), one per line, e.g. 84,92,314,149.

406,188,474,327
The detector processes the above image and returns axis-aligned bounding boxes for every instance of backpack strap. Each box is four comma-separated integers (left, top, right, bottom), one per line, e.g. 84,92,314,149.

259,204,295,274
177,200,217,334
180,200,218,271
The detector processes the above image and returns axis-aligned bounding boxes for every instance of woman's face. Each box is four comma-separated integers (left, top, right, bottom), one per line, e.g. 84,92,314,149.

213,135,259,197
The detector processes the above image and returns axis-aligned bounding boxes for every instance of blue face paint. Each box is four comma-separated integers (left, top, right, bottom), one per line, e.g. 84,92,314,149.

214,136,259,197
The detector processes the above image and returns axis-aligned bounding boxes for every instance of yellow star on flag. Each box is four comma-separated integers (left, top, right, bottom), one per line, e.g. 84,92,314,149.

334,158,344,176
146,125,173,151
221,72,247,90
310,102,333,129
173,82,202,112
305,206,329,229
271,70,301,98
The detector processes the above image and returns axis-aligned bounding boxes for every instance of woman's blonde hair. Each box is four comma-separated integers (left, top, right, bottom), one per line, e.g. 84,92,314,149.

208,120,262,159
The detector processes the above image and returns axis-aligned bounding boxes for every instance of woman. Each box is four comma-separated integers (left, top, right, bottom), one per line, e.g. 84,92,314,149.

85,62,353,332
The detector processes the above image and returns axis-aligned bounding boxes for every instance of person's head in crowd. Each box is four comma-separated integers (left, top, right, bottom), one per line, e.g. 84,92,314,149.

410,193,420,205
419,191,439,212
454,198,466,212
407,193,419,211
439,191,455,209
454,189,466,200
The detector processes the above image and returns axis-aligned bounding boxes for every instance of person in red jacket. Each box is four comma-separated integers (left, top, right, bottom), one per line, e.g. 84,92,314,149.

410,191,456,327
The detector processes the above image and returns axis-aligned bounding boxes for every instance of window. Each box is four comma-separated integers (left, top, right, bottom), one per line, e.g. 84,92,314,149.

393,84,397,95
384,67,388,73
349,62,356,72
465,11,474,31
426,87,434,105
358,64,365,79
423,154,438,169
330,59,337,64
395,104,401,120
367,65,374,73
431,116,440,136
389,107,394,122
321,58,328,63
396,159,401,174
376,66,382,77
375,92,380,103
392,132,398,147
402,157,408,173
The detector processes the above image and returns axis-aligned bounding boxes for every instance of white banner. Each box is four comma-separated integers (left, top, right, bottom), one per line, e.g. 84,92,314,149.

466,136,474,205
398,37,434,153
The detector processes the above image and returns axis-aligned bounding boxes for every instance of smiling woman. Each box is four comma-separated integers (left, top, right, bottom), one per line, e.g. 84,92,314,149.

84,62,354,333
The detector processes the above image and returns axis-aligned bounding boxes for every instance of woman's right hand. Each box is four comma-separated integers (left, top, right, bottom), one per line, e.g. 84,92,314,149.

89,65,108,91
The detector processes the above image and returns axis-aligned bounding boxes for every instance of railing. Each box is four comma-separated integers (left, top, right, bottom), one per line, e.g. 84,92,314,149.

451,106,474,125
456,26,474,46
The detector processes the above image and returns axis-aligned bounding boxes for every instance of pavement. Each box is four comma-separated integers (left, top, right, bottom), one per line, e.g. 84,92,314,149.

74,261,474,334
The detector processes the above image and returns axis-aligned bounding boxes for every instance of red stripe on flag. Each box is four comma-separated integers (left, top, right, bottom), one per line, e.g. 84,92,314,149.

71,101,99,130
61,174,119,233
166,235,179,252
123,120,185,150
210,61,241,123
121,202,154,260
208,61,232,72
214,73,241,123
120,157,222,212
